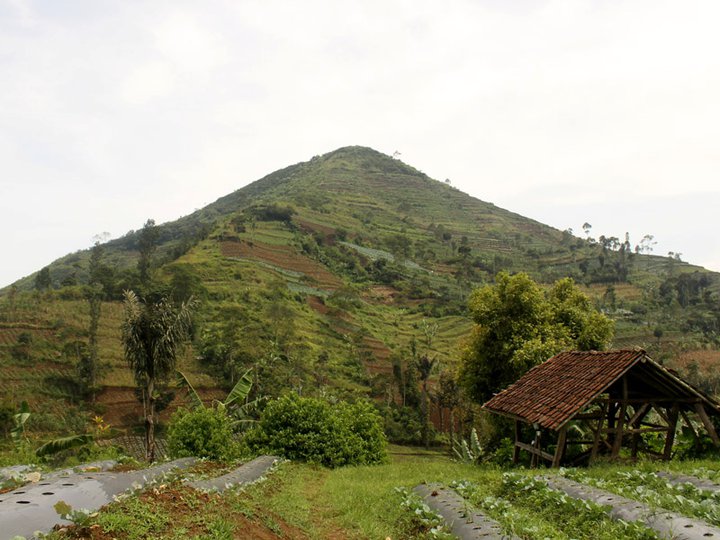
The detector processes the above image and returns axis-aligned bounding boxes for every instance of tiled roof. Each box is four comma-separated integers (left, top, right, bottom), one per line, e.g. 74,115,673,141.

483,349,645,430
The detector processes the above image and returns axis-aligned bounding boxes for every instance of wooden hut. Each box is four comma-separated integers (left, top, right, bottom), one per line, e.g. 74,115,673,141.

483,349,720,467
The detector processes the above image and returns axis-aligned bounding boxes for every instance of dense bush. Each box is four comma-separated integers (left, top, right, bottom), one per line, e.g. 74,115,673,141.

244,394,387,467
166,407,241,461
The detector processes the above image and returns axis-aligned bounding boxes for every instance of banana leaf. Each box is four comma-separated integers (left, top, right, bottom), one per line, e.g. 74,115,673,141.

223,369,253,407
175,370,204,409
36,434,94,457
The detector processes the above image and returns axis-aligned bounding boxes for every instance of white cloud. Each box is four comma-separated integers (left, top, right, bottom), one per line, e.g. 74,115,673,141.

120,61,177,104
1,0,720,286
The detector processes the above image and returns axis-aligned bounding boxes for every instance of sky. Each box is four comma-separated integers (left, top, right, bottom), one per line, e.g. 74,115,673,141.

1,0,719,288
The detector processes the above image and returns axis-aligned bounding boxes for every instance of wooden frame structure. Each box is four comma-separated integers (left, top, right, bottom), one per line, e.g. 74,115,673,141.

483,349,720,467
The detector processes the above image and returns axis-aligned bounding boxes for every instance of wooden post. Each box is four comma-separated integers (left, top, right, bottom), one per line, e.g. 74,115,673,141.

662,403,680,460
695,403,720,447
513,420,521,464
553,426,568,467
591,401,607,461
611,377,628,458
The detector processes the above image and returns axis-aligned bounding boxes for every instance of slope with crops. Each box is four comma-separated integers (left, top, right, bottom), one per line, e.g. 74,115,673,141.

1,146,719,435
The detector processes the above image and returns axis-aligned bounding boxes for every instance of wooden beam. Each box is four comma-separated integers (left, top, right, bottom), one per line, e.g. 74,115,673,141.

628,403,652,427
611,377,628,458
603,426,669,434
654,405,669,424
637,421,667,429
553,427,568,468
662,403,680,460
695,403,720,447
573,413,605,420
591,401,608,461
594,397,701,404
516,441,554,462
513,420,521,464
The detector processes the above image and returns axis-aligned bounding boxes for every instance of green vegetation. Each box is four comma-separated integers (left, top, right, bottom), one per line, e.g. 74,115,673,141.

458,474,657,539
121,291,196,461
0,145,718,451
167,406,242,461
244,394,387,467
460,272,614,403
562,466,720,526
395,487,454,539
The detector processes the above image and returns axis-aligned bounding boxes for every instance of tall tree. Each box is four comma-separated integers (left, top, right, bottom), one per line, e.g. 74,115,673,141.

460,272,614,403
34,266,51,291
79,240,105,399
121,290,195,461
137,219,159,286
415,319,439,449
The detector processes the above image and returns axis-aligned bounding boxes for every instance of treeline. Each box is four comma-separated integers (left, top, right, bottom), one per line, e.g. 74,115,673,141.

30,218,212,300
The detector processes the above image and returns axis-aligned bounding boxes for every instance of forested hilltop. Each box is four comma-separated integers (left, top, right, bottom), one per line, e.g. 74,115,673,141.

1,146,719,437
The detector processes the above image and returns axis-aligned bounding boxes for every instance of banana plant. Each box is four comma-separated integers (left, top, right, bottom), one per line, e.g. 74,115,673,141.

10,401,30,445
176,368,259,430
36,434,94,457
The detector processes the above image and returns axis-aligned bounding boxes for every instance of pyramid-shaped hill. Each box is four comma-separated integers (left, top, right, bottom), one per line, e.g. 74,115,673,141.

2,146,719,430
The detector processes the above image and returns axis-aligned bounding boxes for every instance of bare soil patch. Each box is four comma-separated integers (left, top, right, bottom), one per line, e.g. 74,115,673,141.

96,386,225,428
221,240,341,290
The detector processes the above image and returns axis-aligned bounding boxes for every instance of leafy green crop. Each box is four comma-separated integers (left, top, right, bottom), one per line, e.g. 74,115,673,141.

454,474,658,540
394,487,454,539
563,468,720,526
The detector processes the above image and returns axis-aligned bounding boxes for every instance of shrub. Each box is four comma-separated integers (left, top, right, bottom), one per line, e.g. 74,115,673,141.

244,395,387,467
166,407,241,461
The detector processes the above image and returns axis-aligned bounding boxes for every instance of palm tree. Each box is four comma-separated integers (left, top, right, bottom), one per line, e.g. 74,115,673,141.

121,290,195,461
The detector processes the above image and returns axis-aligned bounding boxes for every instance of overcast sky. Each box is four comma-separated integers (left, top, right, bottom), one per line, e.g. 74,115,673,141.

1,0,719,288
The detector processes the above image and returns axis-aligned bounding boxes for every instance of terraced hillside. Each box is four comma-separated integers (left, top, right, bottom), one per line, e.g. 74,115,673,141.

1,146,719,433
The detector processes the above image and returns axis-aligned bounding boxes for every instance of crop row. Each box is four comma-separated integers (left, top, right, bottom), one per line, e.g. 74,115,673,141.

452,474,658,540
561,468,720,526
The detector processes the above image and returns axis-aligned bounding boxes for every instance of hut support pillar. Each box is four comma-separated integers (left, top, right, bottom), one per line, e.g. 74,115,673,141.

552,426,567,467
591,401,608,461
663,403,680,460
611,377,628,458
513,420,521,464
695,403,720,448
